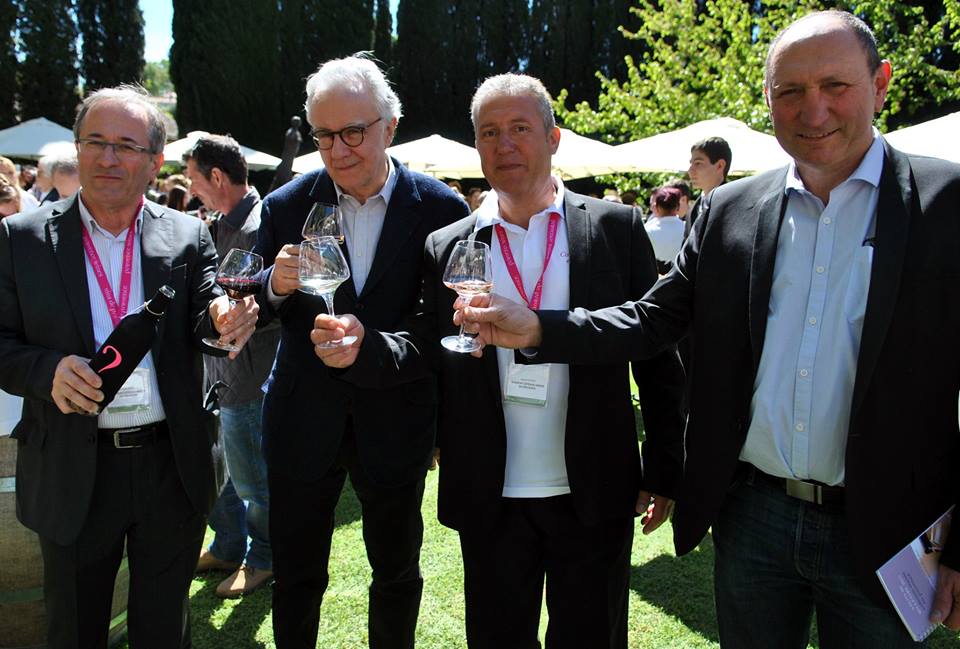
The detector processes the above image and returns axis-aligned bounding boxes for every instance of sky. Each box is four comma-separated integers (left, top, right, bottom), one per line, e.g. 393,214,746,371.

140,1,400,63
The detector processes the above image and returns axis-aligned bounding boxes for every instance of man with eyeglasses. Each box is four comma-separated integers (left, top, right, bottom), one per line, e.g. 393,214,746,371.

253,54,468,649
0,84,258,648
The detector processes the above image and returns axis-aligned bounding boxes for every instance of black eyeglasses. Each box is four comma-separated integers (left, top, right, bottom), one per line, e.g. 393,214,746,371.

77,138,155,159
310,117,383,151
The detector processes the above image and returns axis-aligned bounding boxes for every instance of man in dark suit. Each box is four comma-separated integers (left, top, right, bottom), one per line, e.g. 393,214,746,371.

253,55,468,649
464,11,960,647
0,85,258,647
311,73,686,649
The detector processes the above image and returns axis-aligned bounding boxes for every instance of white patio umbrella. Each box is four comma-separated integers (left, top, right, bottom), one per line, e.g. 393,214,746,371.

616,117,791,175
551,128,638,179
291,133,480,177
163,131,282,171
884,112,960,164
0,117,75,159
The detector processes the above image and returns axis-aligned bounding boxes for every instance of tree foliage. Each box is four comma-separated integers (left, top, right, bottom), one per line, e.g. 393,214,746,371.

142,60,173,96
18,0,80,126
374,0,393,68
77,0,145,92
556,0,960,143
0,0,18,127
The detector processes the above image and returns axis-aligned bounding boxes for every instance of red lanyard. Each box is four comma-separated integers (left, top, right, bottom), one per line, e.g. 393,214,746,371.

81,199,143,328
494,212,560,310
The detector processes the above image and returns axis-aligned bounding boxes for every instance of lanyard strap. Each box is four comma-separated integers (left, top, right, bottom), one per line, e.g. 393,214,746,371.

81,201,142,328
495,212,560,310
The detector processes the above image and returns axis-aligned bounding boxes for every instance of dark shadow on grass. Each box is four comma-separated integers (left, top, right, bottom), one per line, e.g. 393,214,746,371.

630,536,719,643
335,476,362,528
188,568,272,648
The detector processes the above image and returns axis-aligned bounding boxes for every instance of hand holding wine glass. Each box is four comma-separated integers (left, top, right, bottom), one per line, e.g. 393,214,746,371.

442,239,493,353
298,237,358,347
302,202,345,243
203,248,264,353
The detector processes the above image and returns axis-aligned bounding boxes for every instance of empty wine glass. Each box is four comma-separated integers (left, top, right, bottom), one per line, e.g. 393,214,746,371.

203,248,264,352
298,236,358,347
302,202,345,243
441,239,492,353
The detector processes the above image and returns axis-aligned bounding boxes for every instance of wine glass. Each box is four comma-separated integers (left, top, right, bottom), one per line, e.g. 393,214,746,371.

441,240,493,353
203,248,264,352
302,202,345,244
298,236,358,347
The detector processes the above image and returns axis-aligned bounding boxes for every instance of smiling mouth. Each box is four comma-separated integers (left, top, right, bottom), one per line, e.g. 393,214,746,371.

798,128,840,141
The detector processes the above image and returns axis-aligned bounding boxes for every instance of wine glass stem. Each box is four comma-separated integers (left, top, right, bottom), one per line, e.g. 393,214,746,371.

322,293,336,319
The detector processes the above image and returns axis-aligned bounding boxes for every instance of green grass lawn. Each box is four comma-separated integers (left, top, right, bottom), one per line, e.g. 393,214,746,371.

115,467,960,648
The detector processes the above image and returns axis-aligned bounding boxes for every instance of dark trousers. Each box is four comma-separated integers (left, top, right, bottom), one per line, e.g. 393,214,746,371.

269,426,426,649
38,438,205,649
458,496,633,649
712,473,920,649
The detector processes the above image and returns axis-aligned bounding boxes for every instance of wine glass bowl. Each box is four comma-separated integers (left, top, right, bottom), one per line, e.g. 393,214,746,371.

298,237,358,347
302,202,345,244
441,239,492,353
203,248,264,353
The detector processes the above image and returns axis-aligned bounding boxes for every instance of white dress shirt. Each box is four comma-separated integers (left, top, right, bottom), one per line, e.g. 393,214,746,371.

475,178,571,498
78,194,166,428
644,214,685,263
741,134,883,485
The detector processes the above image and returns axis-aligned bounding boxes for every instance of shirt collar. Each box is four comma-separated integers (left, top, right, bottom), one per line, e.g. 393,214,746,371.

77,192,144,238
221,187,260,229
784,129,884,196
335,156,398,208
474,175,566,231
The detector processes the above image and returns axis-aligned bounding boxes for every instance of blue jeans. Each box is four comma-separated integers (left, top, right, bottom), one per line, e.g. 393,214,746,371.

207,398,271,570
712,470,922,649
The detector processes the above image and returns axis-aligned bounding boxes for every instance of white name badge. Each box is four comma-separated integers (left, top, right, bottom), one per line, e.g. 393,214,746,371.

504,362,550,407
104,367,152,414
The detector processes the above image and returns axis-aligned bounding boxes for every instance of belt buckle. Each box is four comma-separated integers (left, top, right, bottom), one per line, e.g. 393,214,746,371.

785,479,821,504
113,427,143,449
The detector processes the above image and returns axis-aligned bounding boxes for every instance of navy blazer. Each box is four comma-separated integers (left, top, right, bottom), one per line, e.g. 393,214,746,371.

0,196,222,544
535,141,960,602
254,160,469,487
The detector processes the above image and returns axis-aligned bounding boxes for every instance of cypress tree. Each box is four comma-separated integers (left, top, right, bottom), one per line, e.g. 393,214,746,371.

77,0,145,92
18,0,79,126
394,0,453,141
170,0,284,153
373,0,393,68
0,0,18,127
478,0,529,77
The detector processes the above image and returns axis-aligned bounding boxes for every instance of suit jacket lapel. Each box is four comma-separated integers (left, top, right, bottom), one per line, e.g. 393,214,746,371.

748,174,789,372
849,141,912,421
360,162,423,300
563,194,590,308
140,202,173,345
49,198,96,356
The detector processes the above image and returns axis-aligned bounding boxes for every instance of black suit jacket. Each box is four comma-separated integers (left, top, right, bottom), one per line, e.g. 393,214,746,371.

0,196,222,545
535,141,960,599
254,160,469,487
344,191,686,531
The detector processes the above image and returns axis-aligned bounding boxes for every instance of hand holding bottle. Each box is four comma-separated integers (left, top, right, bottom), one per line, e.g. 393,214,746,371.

51,355,103,415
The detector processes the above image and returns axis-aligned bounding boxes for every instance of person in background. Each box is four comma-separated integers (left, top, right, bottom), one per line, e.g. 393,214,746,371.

0,156,39,212
183,134,280,599
0,176,21,218
19,164,37,192
51,153,81,201
644,186,685,274
663,178,693,221
685,136,731,236
167,185,189,212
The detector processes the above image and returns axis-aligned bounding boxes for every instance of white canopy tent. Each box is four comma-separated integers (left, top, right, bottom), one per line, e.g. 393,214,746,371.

0,117,75,159
615,117,791,175
884,112,960,164
163,131,282,171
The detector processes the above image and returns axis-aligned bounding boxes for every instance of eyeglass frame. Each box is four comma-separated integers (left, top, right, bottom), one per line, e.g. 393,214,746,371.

310,117,383,151
77,138,157,158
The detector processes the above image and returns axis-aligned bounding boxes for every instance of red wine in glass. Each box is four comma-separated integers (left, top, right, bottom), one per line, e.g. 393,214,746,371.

203,248,264,353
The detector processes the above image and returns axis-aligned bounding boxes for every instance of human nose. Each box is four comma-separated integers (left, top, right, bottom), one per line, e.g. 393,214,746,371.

798,89,830,127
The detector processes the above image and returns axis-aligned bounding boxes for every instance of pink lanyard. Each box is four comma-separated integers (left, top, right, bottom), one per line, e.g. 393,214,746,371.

494,212,560,310
81,201,142,328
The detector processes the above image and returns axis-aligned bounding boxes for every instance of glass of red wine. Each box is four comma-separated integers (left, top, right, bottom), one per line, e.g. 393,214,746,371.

441,239,492,353
202,248,264,353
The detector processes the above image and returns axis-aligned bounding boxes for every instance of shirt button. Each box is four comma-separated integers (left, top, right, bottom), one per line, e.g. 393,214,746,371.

816,266,825,274
823,217,832,225
796,423,805,432
808,317,817,325
799,369,808,377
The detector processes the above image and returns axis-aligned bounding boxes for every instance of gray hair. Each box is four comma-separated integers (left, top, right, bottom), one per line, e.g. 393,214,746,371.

470,74,557,135
304,53,402,124
764,10,882,87
74,84,167,154
52,152,79,176
38,144,77,176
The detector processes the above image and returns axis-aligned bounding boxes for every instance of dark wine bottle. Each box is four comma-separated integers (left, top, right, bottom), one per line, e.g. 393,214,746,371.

88,285,175,411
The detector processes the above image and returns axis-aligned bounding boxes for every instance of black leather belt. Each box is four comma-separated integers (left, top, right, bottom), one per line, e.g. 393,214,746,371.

98,421,168,449
746,464,844,507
